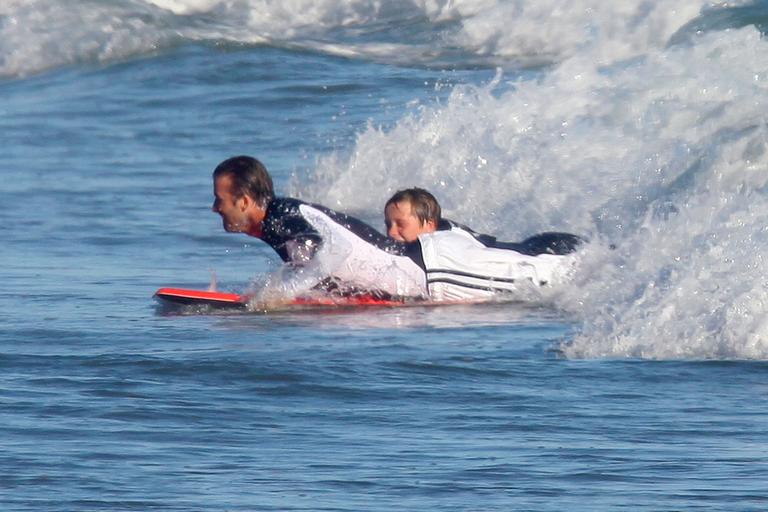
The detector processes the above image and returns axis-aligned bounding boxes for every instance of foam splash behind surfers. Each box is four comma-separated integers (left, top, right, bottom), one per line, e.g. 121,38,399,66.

558,28,768,359
303,27,768,359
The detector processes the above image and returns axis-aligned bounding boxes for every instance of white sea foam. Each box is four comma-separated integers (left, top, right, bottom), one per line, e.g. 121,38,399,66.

1,0,712,77
0,0,173,78
301,27,768,359
143,0,224,15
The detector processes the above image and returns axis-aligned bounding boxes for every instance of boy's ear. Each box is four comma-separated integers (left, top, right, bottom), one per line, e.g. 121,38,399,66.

424,219,438,233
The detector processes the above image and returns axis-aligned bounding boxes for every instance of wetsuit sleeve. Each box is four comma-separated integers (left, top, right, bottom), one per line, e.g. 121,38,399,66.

261,200,324,263
501,232,584,255
443,218,583,256
258,199,427,300
282,231,322,264
442,218,498,246
402,240,425,271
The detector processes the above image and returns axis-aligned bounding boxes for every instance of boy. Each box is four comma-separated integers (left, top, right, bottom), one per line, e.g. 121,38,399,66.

384,188,583,301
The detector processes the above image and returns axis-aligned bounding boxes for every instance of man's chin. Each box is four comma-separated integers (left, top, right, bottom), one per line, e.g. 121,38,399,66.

223,222,243,233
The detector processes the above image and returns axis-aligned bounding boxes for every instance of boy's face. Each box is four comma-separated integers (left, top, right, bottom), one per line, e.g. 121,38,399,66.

384,201,435,242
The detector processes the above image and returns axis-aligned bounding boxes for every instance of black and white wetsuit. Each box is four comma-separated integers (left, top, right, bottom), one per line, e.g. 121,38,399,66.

257,198,581,303
415,219,583,302
438,219,583,256
258,198,427,299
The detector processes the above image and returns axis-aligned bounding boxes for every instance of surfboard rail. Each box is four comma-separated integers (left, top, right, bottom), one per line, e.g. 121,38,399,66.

153,287,411,311
154,287,246,308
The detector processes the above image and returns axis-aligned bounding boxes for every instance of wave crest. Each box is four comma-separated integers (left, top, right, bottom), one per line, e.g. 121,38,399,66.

2,0,717,78
303,27,768,359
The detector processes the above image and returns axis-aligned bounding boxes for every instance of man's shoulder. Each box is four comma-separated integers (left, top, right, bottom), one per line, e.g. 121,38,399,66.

270,196,346,219
270,197,389,242
266,197,338,225
267,196,304,213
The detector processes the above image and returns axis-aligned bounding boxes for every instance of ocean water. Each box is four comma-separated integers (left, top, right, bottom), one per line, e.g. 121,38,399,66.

3,0,768,510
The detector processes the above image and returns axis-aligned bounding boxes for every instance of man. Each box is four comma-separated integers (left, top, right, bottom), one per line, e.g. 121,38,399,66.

211,156,427,300
384,187,584,301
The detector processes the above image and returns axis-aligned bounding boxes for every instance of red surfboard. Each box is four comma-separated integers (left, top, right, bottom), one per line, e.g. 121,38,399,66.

154,288,247,308
154,287,409,311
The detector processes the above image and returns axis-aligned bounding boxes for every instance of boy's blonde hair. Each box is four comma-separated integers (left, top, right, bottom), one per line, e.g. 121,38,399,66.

385,188,441,225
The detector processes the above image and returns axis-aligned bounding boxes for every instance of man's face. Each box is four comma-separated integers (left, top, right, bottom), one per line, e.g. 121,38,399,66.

385,201,432,242
212,174,250,233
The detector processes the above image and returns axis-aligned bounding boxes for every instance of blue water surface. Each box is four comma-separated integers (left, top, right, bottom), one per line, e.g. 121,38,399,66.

2,5,768,511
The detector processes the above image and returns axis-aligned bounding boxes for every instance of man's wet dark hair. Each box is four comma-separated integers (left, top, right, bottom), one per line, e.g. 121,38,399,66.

213,155,274,207
385,187,442,225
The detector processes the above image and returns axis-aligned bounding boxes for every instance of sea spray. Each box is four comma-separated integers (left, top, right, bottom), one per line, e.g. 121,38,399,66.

302,27,768,359
2,0,711,77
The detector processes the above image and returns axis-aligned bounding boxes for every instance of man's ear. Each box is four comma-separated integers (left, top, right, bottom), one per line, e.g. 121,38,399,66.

238,194,252,212
424,219,438,233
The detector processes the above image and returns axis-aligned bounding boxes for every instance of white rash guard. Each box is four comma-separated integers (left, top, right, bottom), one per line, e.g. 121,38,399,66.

418,226,580,302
